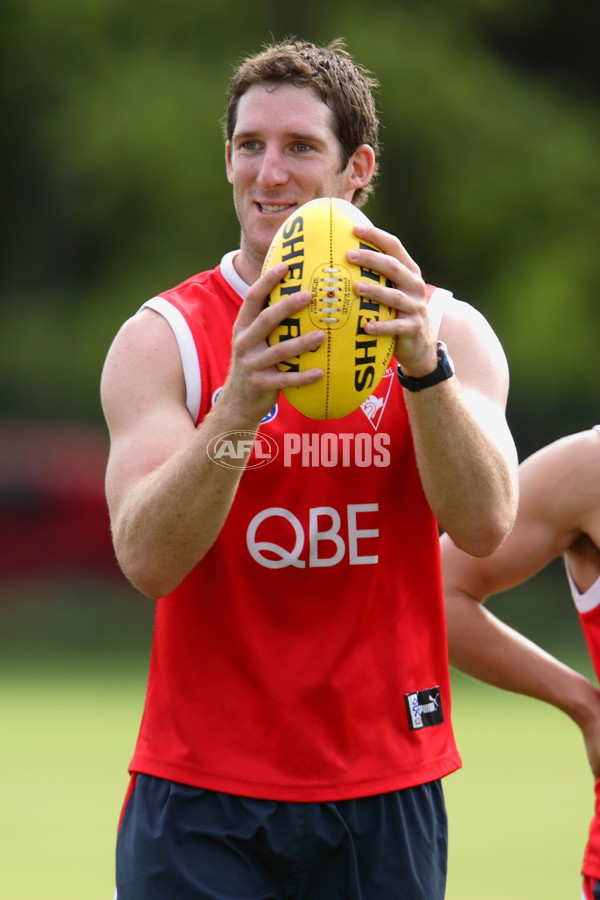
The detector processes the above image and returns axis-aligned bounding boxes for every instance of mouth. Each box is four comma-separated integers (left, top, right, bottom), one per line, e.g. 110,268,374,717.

257,202,296,215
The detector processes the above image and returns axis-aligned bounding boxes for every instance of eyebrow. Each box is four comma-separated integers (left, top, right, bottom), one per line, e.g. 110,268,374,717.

233,130,327,145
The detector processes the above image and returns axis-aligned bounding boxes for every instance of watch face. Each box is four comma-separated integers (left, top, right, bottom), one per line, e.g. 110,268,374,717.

437,342,455,377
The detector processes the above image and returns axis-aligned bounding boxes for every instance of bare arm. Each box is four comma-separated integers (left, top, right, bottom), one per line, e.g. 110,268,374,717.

442,430,600,775
409,299,517,556
101,263,325,598
349,224,518,557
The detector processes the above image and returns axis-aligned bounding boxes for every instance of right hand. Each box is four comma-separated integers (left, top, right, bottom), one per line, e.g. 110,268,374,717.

220,262,326,425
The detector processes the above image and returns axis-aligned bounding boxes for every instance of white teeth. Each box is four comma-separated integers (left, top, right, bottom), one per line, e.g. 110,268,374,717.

261,204,291,213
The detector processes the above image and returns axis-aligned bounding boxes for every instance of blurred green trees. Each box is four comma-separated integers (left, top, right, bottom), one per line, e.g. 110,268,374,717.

2,0,598,457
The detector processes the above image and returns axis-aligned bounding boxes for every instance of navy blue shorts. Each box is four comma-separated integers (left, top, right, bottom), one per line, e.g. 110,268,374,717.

115,773,447,899
583,876,600,899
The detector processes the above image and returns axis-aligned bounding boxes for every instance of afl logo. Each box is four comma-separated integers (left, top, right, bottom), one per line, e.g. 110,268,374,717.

207,431,279,469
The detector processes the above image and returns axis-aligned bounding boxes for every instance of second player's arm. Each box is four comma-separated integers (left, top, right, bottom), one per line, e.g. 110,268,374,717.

442,438,600,775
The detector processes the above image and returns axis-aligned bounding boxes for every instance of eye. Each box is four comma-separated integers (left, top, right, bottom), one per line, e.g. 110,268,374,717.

293,142,313,153
233,137,262,153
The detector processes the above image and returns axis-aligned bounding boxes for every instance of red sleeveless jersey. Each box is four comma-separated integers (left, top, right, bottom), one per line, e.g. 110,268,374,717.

569,563,600,880
128,254,462,801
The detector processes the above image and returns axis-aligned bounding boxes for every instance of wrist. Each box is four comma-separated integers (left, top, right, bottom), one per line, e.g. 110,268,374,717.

397,341,455,392
563,676,600,730
397,348,439,379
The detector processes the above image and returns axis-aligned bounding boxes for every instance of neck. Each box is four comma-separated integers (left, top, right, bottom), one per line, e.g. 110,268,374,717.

232,246,264,286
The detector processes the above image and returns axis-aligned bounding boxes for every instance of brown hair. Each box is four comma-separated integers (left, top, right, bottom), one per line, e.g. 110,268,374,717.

225,38,380,207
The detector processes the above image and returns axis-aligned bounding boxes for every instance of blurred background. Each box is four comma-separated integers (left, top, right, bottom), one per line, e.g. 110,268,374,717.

1,0,598,897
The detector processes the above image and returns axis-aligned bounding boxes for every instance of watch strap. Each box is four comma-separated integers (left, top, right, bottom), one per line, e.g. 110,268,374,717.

397,341,455,392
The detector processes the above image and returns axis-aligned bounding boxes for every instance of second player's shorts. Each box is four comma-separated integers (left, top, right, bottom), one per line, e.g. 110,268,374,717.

116,773,448,899
583,875,600,899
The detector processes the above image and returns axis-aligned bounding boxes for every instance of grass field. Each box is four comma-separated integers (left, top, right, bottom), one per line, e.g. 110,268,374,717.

446,671,592,898
0,660,593,899
0,584,594,899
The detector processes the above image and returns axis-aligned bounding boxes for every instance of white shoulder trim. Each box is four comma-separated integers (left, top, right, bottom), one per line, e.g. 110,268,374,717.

138,296,201,422
566,564,600,615
427,287,454,338
220,250,249,299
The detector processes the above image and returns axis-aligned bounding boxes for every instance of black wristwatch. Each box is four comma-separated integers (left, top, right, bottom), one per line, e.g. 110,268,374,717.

396,341,455,392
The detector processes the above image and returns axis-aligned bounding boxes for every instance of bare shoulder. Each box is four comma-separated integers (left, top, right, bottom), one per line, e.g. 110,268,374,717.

438,295,506,345
438,296,509,394
101,308,186,424
523,429,600,491
557,427,600,471
549,429,600,584
519,429,600,538
101,308,195,515
555,429,600,521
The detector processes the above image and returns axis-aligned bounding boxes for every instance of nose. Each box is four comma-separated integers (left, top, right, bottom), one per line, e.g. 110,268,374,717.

257,146,288,189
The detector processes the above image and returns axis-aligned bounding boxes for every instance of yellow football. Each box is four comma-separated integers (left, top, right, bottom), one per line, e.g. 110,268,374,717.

262,197,396,420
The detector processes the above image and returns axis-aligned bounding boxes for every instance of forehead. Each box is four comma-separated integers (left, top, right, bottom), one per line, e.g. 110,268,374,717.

233,82,336,140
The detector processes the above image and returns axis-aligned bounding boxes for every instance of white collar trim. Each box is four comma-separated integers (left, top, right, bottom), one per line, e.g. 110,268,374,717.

220,251,249,299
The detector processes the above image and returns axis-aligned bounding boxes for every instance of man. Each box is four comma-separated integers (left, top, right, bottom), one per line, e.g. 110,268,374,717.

102,39,518,899
442,426,600,899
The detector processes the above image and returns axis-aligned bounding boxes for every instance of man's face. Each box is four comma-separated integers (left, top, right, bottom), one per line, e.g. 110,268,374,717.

226,82,370,283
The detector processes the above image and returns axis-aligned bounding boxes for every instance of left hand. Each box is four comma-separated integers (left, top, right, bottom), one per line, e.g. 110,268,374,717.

348,223,438,376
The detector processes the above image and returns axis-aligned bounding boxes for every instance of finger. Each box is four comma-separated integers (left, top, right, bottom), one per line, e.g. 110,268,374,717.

354,276,421,313
237,289,317,356
261,363,325,390
347,246,425,298
264,327,326,368
353,223,421,276
232,290,326,385
236,262,289,330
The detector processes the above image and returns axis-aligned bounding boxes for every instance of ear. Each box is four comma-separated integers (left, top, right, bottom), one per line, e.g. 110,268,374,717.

345,144,376,194
225,141,234,185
